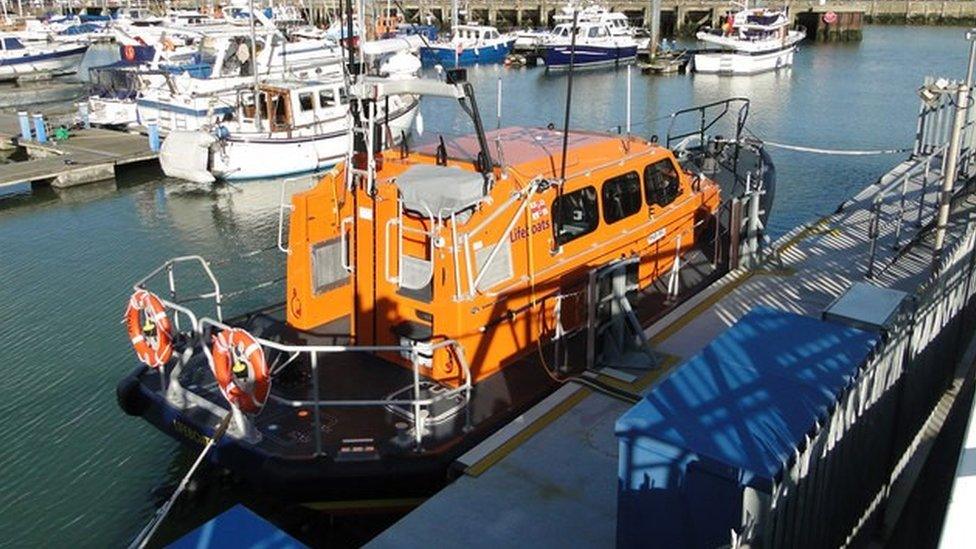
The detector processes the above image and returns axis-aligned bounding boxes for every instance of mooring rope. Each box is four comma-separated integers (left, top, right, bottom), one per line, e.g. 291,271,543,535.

761,140,911,156
128,412,233,549
745,125,910,156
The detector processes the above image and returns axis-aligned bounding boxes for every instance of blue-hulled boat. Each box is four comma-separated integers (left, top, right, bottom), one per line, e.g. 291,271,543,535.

419,24,513,66
542,20,637,70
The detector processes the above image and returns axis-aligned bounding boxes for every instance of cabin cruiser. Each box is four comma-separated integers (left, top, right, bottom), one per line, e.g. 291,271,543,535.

85,26,342,131
542,19,637,70
114,73,774,503
158,75,418,181
694,2,805,75
0,35,89,80
419,24,513,66
516,3,647,53
157,49,422,181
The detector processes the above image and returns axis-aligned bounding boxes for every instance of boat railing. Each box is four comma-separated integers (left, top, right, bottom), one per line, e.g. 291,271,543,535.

666,97,750,152
134,255,224,326
197,316,472,452
865,144,949,278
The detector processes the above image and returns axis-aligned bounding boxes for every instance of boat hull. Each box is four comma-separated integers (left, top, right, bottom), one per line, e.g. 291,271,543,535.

210,99,418,180
693,45,797,75
0,44,89,80
543,44,637,70
419,40,513,66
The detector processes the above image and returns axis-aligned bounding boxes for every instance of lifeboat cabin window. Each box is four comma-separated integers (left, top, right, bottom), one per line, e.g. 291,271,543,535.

602,171,642,224
553,186,599,245
644,159,681,208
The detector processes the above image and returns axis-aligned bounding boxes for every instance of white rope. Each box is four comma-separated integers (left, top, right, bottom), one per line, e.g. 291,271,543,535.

128,412,232,549
761,140,911,156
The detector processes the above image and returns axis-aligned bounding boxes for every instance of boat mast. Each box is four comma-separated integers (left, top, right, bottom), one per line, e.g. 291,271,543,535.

559,10,578,182
249,0,262,131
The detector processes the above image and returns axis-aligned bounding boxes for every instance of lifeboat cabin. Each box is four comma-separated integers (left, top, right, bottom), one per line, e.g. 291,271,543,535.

117,77,721,503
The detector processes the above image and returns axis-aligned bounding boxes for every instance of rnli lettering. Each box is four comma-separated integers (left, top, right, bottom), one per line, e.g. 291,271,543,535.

510,219,552,242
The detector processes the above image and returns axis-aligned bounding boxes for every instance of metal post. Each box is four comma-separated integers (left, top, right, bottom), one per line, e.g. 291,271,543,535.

17,111,31,142
934,81,971,260
918,156,932,227
496,77,502,130
32,113,46,144
867,199,881,278
310,352,322,456
893,172,911,249
649,0,661,58
77,102,90,129
148,121,160,152
626,64,632,136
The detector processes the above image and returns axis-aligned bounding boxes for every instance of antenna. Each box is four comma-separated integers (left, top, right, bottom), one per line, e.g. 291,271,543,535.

559,9,579,182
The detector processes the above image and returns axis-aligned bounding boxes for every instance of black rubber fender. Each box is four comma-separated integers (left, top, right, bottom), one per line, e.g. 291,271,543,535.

116,366,149,417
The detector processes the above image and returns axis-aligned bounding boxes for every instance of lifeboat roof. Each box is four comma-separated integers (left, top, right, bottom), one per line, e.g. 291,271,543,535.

414,126,657,178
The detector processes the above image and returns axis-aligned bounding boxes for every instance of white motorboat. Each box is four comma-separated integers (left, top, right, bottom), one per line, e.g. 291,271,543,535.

159,76,419,182
0,35,89,80
693,2,805,75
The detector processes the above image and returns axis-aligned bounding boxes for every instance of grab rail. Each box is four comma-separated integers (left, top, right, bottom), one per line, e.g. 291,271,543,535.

198,316,472,452
865,145,949,278
134,255,224,322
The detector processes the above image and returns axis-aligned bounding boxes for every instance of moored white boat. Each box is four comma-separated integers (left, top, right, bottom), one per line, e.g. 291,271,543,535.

0,35,89,80
693,2,805,75
159,73,420,182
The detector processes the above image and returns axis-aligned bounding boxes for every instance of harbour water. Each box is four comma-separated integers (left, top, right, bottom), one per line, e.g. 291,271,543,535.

0,26,968,547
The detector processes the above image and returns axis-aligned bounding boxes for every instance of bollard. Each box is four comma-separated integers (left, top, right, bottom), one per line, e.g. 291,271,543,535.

32,113,47,144
77,102,90,129
148,121,160,152
17,111,31,142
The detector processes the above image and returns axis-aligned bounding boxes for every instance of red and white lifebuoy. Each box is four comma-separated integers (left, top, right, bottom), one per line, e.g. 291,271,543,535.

211,328,270,414
125,289,174,368
122,45,137,62
822,11,838,25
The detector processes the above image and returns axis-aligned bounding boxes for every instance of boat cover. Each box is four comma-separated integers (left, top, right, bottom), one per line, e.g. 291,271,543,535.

395,164,484,217
615,306,879,548
169,504,304,548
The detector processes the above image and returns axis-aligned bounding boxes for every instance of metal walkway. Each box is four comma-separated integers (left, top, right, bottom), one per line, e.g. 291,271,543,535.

368,138,976,546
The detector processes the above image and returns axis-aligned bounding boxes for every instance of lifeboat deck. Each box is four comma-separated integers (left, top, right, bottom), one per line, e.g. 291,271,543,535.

368,150,976,547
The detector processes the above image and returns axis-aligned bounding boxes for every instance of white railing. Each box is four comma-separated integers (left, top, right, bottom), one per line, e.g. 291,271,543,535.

198,316,472,452
134,255,472,451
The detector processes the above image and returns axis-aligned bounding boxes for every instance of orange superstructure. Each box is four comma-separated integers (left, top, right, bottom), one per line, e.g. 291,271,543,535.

285,126,719,386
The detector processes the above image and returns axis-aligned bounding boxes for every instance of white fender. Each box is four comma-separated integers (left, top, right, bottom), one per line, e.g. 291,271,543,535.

159,131,217,184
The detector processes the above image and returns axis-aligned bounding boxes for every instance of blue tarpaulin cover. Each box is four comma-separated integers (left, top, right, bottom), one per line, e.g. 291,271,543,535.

169,504,305,548
615,306,879,548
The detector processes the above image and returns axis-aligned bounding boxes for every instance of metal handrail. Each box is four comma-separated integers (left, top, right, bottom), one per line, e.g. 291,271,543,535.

865,145,949,278
135,255,224,321
666,97,750,150
198,316,472,452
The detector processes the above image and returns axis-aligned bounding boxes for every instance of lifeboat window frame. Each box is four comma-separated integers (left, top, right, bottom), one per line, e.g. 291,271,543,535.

644,158,681,209
601,171,643,225
552,185,599,246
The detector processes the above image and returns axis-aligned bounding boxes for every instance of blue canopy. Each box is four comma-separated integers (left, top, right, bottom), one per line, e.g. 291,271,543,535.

617,306,879,489
169,505,305,548
616,307,879,547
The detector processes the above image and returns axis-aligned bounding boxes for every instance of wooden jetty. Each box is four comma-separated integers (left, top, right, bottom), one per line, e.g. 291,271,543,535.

0,113,158,190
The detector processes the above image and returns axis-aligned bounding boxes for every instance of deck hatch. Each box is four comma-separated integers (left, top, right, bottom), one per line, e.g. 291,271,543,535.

311,238,347,294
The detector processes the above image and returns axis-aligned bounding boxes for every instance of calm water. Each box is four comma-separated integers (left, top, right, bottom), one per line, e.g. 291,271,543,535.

0,26,969,547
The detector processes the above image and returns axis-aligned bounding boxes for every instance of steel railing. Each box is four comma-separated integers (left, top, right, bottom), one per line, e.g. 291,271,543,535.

134,255,472,450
